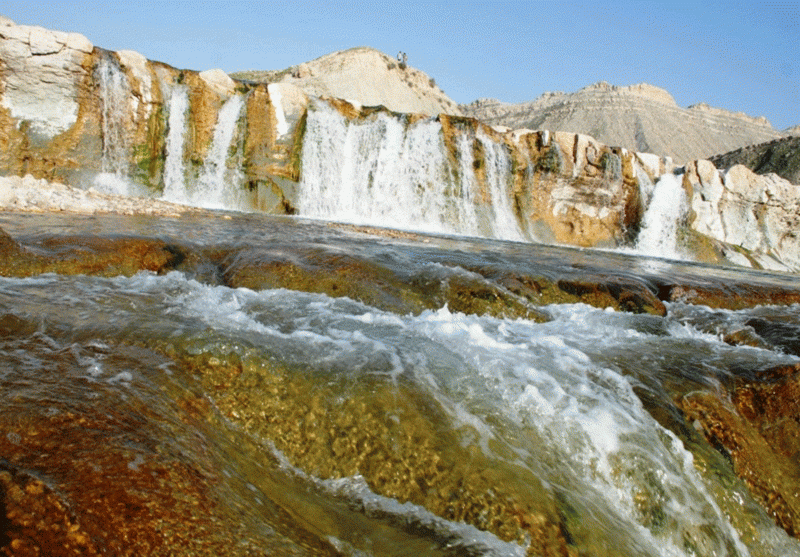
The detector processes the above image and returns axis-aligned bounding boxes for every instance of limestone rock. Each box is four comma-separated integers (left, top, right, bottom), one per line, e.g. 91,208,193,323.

686,161,800,270
461,82,784,163
199,68,235,97
0,16,93,139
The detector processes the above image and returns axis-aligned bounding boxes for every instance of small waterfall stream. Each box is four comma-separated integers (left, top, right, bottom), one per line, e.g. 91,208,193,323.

635,172,688,259
94,55,142,196
161,86,189,204
193,94,245,210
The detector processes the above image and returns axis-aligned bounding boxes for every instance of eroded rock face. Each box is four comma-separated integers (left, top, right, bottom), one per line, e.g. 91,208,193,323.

0,17,93,140
686,160,800,271
709,136,800,186
1,17,800,272
232,46,463,118
0,17,304,204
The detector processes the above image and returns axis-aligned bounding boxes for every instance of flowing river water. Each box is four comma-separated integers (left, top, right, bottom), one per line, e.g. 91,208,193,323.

1,211,800,556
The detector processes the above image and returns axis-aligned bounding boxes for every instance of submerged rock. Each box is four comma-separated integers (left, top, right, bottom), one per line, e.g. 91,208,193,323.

174,347,571,555
679,363,800,539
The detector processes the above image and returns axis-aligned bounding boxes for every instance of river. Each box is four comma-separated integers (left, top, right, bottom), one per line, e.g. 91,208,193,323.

1,210,799,556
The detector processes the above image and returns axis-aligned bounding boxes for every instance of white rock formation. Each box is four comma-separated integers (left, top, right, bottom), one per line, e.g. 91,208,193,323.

236,47,462,117
199,68,236,97
0,16,93,138
0,174,196,216
686,160,800,270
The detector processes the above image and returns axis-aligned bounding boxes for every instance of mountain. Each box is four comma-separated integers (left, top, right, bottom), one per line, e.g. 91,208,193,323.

232,47,462,117
460,82,786,163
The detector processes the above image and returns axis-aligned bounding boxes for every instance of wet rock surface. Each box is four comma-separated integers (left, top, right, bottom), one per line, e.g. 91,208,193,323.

679,363,800,539
0,338,340,556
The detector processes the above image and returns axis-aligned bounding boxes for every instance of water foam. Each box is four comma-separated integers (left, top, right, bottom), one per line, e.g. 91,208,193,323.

5,270,791,555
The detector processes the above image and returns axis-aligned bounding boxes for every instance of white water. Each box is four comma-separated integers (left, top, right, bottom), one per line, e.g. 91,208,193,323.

635,172,688,259
11,268,799,555
161,86,189,203
192,94,245,210
298,101,525,240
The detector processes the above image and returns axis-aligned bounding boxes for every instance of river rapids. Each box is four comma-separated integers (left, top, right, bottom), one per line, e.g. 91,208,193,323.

1,211,799,557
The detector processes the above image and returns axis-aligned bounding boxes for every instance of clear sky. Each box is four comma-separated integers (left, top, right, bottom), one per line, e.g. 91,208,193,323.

3,1,798,130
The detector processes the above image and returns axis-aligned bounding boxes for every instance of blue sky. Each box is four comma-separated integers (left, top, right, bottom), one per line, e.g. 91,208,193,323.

4,1,798,130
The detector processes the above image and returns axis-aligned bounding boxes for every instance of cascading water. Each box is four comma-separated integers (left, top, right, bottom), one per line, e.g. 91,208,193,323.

298,101,525,241
3,211,800,556
477,132,526,241
93,55,145,197
192,94,245,210
161,86,189,204
298,103,457,234
453,132,482,235
635,172,688,259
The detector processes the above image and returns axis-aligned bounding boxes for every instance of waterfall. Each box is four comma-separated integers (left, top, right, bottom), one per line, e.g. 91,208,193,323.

298,102,527,240
193,94,245,210
453,132,481,235
477,132,525,241
93,55,143,196
299,104,454,234
161,86,189,203
635,172,687,259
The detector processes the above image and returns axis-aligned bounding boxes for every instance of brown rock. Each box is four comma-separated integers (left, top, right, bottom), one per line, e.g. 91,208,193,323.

678,363,800,539
178,348,571,556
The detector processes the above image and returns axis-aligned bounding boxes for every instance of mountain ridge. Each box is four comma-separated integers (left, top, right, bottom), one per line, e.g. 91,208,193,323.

459,80,787,163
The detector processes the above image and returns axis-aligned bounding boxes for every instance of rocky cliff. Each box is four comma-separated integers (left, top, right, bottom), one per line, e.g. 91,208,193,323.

709,135,800,185
1,16,799,273
232,46,462,117
460,82,786,163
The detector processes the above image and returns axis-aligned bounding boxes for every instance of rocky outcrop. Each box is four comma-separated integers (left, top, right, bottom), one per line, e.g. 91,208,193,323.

685,160,800,271
461,82,786,163
709,136,800,185
232,46,462,117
